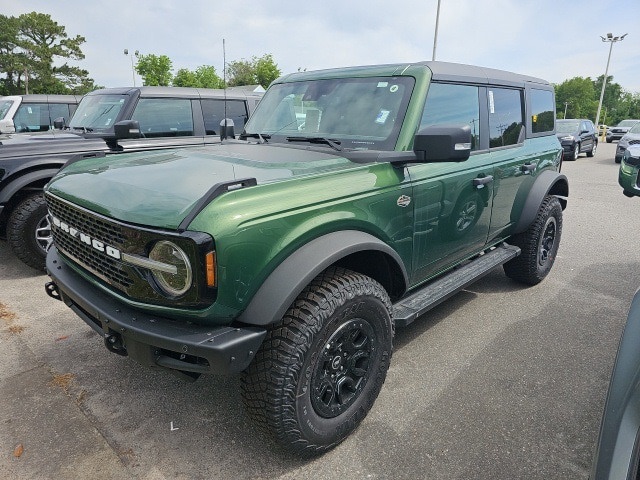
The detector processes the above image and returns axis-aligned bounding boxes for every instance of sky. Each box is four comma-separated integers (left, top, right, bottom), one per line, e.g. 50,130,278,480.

4,0,640,94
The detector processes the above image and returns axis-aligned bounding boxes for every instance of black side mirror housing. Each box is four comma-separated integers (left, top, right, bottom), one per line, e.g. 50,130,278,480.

220,118,235,140
413,125,472,162
53,117,66,130
114,120,141,139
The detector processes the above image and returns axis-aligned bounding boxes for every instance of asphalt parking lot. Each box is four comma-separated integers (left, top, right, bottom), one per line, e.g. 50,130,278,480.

1,141,638,479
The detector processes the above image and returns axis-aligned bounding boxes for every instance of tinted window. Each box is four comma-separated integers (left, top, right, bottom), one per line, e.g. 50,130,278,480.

420,83,481,150
14,103,49,132
530,89,554,134
489,88,524,148
201,99,248,135
49,104,71,123
131,98,194,137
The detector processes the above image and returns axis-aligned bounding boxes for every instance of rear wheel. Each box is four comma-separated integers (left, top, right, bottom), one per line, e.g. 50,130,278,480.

241,267,394,455
7,194,50,271
504,195,562,285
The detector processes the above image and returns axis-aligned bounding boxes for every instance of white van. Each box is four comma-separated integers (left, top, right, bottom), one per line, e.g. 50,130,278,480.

0,94,80,133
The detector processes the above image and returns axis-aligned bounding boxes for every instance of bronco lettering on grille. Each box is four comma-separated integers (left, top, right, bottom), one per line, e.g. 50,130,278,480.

51,215,121,260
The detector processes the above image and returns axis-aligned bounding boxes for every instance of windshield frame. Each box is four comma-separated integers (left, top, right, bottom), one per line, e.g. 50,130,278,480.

243,76,416,151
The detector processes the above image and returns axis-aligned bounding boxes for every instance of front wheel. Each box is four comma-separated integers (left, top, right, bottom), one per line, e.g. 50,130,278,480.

587,141,597,157
7,194,51,271
572,143,580,160
241,267,394,455
504,195,563,285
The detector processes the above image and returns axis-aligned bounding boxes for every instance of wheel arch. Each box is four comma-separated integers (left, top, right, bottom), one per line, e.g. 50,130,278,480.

237,230,408,326
512,170,568,234
0,168,59,205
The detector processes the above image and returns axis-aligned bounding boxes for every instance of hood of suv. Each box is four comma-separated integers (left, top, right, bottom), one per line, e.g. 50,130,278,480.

46,142,357,229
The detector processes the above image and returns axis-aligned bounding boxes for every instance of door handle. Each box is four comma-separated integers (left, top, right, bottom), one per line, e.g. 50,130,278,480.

473,175,494,189
521,163,536,173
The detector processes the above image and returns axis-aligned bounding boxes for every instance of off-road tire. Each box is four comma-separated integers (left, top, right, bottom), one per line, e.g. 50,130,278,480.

503,195,562,285
241,267,394,455
7,194,50,272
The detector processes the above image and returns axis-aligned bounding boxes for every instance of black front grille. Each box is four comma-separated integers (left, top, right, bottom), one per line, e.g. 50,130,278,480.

46,194,133,290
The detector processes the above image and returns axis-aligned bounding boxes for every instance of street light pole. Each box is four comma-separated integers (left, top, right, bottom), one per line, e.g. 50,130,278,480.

432,0,442,61
564,102,569,119
124,49,139,86
595,33,627,129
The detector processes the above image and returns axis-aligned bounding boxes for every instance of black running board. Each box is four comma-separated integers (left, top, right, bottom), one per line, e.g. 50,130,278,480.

392,244,520,327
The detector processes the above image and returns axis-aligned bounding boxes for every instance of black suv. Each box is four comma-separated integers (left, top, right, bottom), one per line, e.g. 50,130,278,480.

0,86,262,271
556,118,597,160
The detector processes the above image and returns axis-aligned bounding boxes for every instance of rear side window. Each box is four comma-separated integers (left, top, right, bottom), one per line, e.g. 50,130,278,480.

49,104,72,124
131,98,194,137
201,99,248,135
530,89,555,134
420,83,481,151
489,88,524,148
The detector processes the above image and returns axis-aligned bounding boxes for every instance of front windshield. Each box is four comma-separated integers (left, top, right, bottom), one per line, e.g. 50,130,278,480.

0,99,15,120
244,76,414,151
556,121,580,133
618,120,639,128
629,122,640,134
69,94,127,131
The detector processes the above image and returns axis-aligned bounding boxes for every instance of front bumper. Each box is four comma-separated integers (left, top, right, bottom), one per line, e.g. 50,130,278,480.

46,246,266,377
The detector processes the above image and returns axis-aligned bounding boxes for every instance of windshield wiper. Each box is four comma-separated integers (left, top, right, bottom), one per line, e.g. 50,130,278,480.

286,136,342,151
240,132,270,143
70,126,94,133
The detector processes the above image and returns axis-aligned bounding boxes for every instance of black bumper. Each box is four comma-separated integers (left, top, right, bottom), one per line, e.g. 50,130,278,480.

46,247,266,376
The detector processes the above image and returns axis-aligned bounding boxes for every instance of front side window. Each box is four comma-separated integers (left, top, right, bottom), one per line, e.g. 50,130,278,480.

201,99,248,135
420,83,481,150
131,98,194,137
489,88,524,148
14,103,50,132
70,94,127,131
530,89,554,134
244,76,414,151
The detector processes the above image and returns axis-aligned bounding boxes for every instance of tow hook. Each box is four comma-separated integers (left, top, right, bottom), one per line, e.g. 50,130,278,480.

45,281,61,301
104,332,128,356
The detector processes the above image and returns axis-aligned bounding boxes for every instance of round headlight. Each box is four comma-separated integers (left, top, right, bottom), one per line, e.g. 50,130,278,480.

149,241,192,296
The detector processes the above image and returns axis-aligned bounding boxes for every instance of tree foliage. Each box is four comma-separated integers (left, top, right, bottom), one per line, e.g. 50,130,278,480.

0,12,99,95
227,54,281,89
135,53,173,87
173,65,224,89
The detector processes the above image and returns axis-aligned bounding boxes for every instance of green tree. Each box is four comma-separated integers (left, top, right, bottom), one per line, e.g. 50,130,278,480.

0,12,96,95
255,54,281,89
227,54,281,89
135,53,173,86
173,65,224,88
555,77,597,119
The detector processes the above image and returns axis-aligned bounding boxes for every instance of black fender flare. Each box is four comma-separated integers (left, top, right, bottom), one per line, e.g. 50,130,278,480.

512,170,568,234
237,230,408,326
0,168,60,205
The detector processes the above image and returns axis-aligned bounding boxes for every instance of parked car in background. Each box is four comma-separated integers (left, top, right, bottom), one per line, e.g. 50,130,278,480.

607,119,640,143
618,145,640,197
615,121,640,163
591,288,640,479
0,94,80,134
556,118,597,160
0,86,262,271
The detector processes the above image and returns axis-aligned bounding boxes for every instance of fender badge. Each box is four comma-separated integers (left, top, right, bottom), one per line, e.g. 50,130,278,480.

397,195,411,208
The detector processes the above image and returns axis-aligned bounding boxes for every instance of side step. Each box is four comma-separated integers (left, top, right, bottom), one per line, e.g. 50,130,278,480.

392,244,520,327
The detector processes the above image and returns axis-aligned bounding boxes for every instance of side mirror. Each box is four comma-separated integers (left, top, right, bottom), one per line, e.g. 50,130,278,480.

413,125,472,162
220,118,235,140
53,117,66,130
114,120,141,139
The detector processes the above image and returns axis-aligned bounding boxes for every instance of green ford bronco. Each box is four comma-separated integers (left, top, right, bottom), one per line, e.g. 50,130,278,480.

44,61,567,454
